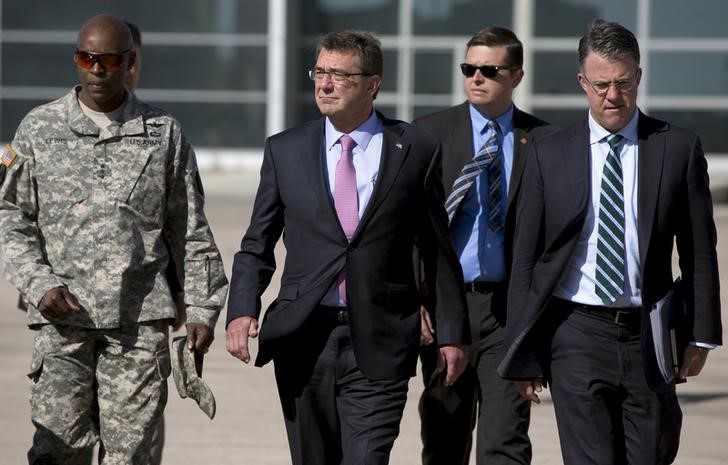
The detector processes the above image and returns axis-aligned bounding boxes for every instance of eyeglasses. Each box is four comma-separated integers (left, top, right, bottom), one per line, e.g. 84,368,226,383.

582,74,635,96
74,49,131,71
459,63,514,79
308,68,371,84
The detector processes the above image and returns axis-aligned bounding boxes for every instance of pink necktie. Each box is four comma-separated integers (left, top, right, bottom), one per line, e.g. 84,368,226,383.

334,134,358,302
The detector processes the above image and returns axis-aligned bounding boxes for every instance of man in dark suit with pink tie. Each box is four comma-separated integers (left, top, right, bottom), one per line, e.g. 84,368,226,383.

226,30,470,465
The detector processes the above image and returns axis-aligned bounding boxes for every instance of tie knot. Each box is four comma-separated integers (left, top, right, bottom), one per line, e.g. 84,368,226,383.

485,120,499,134
340,134,356,153
607,134,624,149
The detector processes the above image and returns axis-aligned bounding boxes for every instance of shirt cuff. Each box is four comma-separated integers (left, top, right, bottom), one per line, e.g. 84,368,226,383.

690,341,718,350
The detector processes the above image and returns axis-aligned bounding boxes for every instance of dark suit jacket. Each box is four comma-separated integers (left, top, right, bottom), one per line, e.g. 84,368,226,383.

227,112,469,381
498,112,722,390
414,102,557,276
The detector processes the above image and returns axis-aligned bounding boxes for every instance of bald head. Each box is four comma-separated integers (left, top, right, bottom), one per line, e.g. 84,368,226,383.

74,14,136,113
77,14,133,53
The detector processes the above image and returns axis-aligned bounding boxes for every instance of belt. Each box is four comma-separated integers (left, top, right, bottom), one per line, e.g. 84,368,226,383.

464,281,505,293
555,298,641,326
318,305,349,325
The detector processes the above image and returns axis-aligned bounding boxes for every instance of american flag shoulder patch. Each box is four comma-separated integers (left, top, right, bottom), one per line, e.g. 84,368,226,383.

2,145,17,169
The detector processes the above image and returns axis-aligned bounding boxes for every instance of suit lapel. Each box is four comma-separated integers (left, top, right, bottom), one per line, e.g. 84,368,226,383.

354,117,409,240
565,119,591,212
507,108,531,212
636,113,666,266
298,119,343,234
444,103,475,195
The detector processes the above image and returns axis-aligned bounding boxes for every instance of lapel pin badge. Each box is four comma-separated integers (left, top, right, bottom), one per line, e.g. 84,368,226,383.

395,143,403,150
520,137,528,145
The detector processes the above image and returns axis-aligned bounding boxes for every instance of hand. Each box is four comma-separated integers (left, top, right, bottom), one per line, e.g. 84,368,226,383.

420,307,435,346
436,344,469,386
226,316,259,364
186,323,214,354
38,287,81,320
677,345,710,380
515,379,543,403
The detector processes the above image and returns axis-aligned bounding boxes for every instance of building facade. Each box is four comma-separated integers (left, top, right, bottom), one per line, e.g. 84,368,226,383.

1,0,726,167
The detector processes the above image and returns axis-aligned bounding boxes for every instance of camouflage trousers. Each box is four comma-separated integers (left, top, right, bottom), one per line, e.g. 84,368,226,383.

27,321,170,465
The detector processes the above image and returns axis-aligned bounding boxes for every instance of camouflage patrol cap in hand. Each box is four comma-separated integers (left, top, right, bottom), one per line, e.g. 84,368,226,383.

171,335,216,419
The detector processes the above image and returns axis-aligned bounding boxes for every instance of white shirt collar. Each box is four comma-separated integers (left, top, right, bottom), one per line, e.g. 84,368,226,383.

325,110,380,151
588,108,639,145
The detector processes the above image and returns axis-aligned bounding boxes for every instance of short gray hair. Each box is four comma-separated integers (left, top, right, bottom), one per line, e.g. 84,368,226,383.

578,20,640,71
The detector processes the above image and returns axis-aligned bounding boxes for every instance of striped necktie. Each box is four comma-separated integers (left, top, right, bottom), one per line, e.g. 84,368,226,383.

595,134,625,304
445,120,502,230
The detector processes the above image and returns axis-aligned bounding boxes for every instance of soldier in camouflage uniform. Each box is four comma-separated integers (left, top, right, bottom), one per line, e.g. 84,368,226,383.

0,14,228,464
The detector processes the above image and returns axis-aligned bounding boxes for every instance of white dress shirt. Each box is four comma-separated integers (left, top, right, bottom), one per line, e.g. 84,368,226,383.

554,110,641,307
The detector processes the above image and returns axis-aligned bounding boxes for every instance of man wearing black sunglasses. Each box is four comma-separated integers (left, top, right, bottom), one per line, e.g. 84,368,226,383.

415,27,557,465
0,14,227,464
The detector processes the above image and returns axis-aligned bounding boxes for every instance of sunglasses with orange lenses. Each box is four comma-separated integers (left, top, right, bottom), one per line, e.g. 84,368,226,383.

74,49,131,71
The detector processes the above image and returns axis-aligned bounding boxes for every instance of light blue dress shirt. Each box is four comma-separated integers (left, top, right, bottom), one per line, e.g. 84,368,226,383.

450,104,514,283
321,111,383,306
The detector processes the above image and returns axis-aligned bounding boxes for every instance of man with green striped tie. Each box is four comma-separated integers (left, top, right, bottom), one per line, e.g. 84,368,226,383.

498,19,722,465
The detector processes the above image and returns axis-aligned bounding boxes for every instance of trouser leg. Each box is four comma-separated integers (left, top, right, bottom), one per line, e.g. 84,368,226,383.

336,326,409,465
96,321,169,465
549,307,677,465
148,414,166,465
275,321,409,465
275,321,343,465
27,324,97,465
419,343,477,465
471,290,532,465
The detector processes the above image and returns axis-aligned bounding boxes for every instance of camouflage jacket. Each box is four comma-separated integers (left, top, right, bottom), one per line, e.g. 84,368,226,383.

0,87,228,329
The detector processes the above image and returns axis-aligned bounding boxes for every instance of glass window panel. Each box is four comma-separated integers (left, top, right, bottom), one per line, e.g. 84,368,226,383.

535,0,636,37
298,0,398,35
2,44,78,87
414,51,452,94
381,50,399,93
649,110,728,153
649,52,728,96
533,52,582,94
2,99,48,142
374,104,396,116
414,106,448,119
292,99,323,127
2,0,268,33
3,45,265,95
651,0,728,38
144,102,266,147
2,43,267,91
412,0,512,36
531,108,587,129
140,46,267,91
2,99,265,148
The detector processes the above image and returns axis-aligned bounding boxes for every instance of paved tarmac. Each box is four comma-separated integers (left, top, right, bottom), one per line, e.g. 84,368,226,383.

2,168,728,465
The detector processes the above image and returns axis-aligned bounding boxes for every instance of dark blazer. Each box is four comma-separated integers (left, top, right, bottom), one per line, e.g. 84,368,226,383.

414,102,557,275
227,112,469,381
498,112,722,389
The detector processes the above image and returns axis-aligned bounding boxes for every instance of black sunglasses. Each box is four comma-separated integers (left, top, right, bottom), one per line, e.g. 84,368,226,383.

74,49,131,71
460,63,514,78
